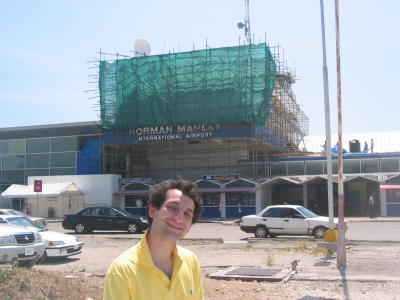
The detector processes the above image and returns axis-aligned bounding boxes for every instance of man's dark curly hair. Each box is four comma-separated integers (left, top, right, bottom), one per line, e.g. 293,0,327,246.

148,179,203,224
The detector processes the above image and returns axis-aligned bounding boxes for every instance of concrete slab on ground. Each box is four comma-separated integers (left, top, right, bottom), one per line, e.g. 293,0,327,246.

208,266,291,282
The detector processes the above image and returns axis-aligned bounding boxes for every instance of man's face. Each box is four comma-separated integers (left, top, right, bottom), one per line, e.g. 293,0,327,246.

149,189,194,242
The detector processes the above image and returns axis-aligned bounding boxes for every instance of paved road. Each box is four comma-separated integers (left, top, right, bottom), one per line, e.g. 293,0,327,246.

189,222,400,242
345,221,400,241
47,222,250,241
48,220,400,242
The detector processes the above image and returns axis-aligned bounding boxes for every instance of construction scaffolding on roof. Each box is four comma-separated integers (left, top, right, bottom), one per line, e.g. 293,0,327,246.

99,43,276,130
269,45,309,153
95,43,309,180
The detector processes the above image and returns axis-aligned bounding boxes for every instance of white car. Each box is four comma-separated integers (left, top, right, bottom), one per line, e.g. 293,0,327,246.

0,222,45,267
240,205,339,238
0,208,48,228
0,215,83,262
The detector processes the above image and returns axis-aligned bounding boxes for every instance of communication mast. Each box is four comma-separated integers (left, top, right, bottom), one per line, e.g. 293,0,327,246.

237,0,251,44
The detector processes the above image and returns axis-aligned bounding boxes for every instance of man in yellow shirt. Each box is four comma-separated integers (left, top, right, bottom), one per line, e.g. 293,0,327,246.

103,179,204,300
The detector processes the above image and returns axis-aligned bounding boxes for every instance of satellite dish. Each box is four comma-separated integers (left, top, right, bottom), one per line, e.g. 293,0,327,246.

134,39,151,56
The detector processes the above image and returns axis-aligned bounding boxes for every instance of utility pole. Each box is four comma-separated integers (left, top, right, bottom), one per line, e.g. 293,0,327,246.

335,0,346,269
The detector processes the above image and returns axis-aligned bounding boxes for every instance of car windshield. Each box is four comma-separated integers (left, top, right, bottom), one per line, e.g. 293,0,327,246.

9,210,29,218
2,210,19,216
297,207,318,218
5,216,43,230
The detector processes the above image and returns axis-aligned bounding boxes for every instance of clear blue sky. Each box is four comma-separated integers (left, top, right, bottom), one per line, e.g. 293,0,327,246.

1,0,399,135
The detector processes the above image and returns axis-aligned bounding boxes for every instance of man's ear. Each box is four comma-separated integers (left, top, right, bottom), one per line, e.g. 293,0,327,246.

148,204,158,218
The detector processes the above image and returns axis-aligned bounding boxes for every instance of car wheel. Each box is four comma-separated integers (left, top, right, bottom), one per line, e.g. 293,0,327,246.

18,259,36,268
254,225,268,238
74,223,86,234
37,253,48,264
313,226,327,239
127,222,139,234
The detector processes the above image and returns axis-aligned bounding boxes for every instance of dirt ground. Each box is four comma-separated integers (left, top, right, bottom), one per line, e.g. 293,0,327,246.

3,265,399,300
31,236,400,299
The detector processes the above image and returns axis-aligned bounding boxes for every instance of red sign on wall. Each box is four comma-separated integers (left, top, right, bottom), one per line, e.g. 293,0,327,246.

34,180,42,192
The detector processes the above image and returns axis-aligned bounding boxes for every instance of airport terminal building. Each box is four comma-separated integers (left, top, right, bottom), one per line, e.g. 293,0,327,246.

1,43,400,217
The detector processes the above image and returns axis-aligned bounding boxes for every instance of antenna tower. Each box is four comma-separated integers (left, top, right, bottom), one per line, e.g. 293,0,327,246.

244,0,251,44
237,0,251,44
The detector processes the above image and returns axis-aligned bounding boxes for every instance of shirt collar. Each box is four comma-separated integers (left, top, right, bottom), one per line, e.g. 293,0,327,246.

136,232,184,269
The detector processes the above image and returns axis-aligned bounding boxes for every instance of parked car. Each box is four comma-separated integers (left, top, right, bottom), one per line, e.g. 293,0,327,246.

240,205,339,238
62,206,150,234
0,222,45,267
0,215,83,262
0,208,48,228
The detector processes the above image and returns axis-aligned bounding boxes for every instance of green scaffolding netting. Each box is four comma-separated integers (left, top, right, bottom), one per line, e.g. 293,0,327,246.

99,43,276,131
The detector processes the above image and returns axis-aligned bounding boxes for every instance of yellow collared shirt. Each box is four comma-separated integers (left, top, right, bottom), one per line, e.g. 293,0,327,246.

103,234,204,300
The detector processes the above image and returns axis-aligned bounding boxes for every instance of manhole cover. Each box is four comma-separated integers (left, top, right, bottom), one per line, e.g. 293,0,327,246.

227,267,281,276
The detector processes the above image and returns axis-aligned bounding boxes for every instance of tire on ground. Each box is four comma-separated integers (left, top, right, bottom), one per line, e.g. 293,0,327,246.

74,223,86,234
127,222,140,234
313,226,328,238
254,225,269,238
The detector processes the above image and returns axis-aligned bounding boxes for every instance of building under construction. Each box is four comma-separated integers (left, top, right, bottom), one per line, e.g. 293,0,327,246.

2,42,400,218
98,43,309,181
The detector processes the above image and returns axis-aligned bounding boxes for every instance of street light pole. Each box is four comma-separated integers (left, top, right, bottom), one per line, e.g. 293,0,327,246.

319,0,335,233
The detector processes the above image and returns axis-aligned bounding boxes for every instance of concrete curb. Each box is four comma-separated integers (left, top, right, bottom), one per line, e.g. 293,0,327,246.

246,237,400,244
292,274,400,282
214,218,400,226
345,218,400,222
346,239,400,244
47,219,62,223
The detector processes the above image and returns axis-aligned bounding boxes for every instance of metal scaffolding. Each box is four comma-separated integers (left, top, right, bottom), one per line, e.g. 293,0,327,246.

269,45,309,155
94,43,309,181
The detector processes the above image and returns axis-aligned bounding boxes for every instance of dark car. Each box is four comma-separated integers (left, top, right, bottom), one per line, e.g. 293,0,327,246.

62,206,149,234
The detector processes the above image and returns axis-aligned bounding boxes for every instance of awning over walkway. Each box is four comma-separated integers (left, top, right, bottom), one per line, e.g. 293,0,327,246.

380,185,400,190
301,175,336,185
344,175,379,183
1,182,81,198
